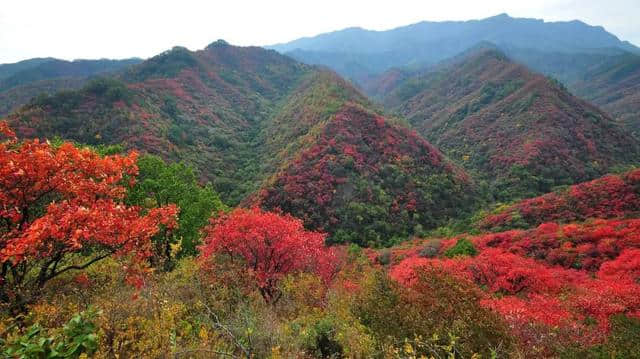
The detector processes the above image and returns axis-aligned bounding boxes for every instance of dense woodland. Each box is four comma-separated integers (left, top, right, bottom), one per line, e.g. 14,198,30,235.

1,13,640,359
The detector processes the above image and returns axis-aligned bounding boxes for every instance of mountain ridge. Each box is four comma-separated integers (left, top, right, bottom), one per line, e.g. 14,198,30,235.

0,57,142,116
267,13,639,85
381,47,640,200
5,42,373,205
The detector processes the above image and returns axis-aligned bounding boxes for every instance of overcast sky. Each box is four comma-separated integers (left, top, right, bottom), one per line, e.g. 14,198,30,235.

1,0,639,64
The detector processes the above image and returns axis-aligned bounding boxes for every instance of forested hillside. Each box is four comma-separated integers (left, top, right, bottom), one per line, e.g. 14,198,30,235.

6,42,372,205
382,48,640,200
259,104,477,246
0,58,141,116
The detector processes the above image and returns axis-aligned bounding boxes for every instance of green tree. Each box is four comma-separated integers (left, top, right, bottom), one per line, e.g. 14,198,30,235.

127,155,227,267
444,238,477,258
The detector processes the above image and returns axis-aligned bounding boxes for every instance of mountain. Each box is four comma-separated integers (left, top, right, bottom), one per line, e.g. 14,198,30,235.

268,14,639,84
0,77,86,118
6,42,478,245
381,48,640,200
568,52,640,136
258,103,477,246
363,45,640,140
487,47,639,133
0,58,55,79
0,58,143,92
5,41,373,205
359,67,413,101
269,14,640,135
0,58,142,116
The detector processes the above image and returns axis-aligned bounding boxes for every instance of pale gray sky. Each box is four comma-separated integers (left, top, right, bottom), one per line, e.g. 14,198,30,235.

1,0,638,64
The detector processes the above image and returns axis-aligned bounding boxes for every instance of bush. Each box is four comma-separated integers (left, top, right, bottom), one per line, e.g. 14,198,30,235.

299,317,344,358
126,154,227,263
353,270,514,357
2,309,100,358
444,238,477,258
376,250,392,265
418,240,441,258
560,315,640,358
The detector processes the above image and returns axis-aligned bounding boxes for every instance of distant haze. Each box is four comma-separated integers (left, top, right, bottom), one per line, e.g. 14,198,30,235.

1,0,639,63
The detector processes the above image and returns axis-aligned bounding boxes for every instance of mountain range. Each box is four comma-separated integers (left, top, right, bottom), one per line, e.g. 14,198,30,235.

4,11,640,358
269,13,640,135
380,47,639,199
5,41,484,244
268,14,638,83
2,14,640,244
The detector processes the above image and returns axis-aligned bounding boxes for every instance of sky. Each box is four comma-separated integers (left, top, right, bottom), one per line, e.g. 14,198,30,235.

1,0,639,64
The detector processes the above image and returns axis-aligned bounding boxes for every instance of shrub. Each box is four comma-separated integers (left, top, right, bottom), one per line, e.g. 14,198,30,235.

376,250,392,265
560,315,640,358
418,241,441,258
2,308,100,358
126,154,227,264
353,270,514,357
444,238,477,258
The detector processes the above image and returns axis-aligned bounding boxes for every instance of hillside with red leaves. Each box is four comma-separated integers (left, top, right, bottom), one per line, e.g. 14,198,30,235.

570,52,640,138
382,48,640,200
259,104,477,247
5,42,370,204
477,168,640,231
382,217,640,356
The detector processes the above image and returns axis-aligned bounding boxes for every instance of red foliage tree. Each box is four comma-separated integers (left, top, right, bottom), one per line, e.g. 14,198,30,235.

199,207,335,303
0,121,15,138
0,122,178,307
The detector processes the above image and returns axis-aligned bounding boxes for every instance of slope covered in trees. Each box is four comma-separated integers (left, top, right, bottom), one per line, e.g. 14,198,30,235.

477,168,640,231
0,58,55,80
568,52,640,136
362,45,640,139
0,58,142,116
269,14,640,135
381,48,640,200
382,216,640,357
5,42,371,205
0,58,142,93
0,77,86,117
479,47,640,136
259,104,477,247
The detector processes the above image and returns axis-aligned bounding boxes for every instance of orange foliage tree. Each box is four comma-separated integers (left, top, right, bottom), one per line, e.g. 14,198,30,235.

0,122,178,308
199,208,335,303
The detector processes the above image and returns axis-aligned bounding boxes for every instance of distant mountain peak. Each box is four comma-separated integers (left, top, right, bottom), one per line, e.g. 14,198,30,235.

206,39,230,50
487,13,511,20
457,42,506,59
269,13,639,84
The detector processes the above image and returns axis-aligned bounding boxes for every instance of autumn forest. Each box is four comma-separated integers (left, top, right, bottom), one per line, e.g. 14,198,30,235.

2,10,640,359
